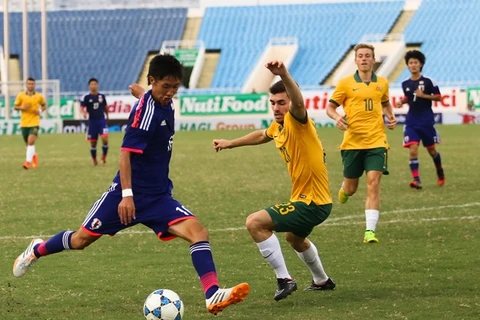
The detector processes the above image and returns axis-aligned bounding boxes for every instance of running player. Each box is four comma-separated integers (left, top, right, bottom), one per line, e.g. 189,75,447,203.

326,43,397,243
13,77,47,169
81,78,109,165
396,50,445,189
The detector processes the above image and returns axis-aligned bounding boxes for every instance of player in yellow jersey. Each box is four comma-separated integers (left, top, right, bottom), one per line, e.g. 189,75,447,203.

326,43,397,244
14,77,47,169
213,60,335,301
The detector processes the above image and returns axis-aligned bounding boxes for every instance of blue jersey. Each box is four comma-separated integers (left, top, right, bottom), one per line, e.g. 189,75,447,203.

82,93,108,120
113,91,175,195
401,76,441,127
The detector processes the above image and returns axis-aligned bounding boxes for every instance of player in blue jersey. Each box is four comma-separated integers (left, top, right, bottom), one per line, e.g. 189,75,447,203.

13,55,249,315
396,50,445,189
81,78,109,165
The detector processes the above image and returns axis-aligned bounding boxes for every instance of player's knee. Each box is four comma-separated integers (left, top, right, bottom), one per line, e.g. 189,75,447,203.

186,223,209,242
70,234,95,250
245,213,260,232
246,212,274,238
346,189,356,197
343,185,356,196
367,179,380,192
409,146,419,157
194,226,209,241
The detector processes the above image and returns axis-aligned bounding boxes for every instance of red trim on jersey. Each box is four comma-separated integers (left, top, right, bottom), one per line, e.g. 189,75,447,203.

81,226,102,237
156,216,197,241
131,94,146,128
168,216,197,226
425,144,436,149
100,133,109,137
157,234,176,241
403,141,419,148
120,147,143,154
87,138,97,142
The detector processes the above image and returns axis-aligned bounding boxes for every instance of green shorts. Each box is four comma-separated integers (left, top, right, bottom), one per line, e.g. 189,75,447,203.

265,201,332,238
341,147,389,178
21,126,40,143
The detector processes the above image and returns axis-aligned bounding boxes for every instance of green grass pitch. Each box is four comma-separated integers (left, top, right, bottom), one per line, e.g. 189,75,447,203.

1,125,479,319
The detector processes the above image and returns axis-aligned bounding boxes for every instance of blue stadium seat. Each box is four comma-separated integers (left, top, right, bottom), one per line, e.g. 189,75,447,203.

398,0,480,84
0,8,187,91
197,2,404,89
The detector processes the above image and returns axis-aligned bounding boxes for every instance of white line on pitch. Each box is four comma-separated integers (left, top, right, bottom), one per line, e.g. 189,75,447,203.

1,202,479,241
326,215,479,227
327,202,480,222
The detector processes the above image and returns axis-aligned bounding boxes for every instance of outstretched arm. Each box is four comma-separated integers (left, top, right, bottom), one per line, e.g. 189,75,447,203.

213,129,271,152
265,60,306,122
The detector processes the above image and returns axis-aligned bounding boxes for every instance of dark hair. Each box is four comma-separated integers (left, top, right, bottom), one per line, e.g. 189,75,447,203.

147,54,183,84
88,78,98,84
27,77,35,82
405,50,426,71
269,80,286,95
269,80,300,95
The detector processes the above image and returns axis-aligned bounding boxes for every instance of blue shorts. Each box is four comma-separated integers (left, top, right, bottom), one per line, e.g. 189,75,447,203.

87,119,108,142
403,125,440,148
81,183,197,240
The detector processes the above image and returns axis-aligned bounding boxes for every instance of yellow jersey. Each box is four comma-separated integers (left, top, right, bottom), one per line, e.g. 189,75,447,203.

266,112,332,205
14,91,46,127
330,72,390,150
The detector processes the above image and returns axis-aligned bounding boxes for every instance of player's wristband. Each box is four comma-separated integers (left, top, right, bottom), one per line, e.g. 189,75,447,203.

122,188,133,198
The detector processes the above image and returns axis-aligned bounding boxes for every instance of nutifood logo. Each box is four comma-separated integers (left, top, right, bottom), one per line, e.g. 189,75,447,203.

179,94,269,116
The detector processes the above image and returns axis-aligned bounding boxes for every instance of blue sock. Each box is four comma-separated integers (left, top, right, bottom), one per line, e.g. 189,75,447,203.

102,144,108,158
90,147,97,160
34,230,74,258
409,158,420,182
190,241,219,299
432,152,444,177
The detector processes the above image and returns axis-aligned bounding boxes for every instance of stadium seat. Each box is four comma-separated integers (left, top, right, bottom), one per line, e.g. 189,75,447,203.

0,8,187,92
397,0,480,84
197,1,404,89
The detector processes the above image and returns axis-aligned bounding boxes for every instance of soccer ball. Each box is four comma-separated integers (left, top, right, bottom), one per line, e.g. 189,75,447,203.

143,289,184,320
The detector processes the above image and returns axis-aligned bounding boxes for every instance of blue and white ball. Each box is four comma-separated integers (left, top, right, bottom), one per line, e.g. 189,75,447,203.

143,289,184,320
